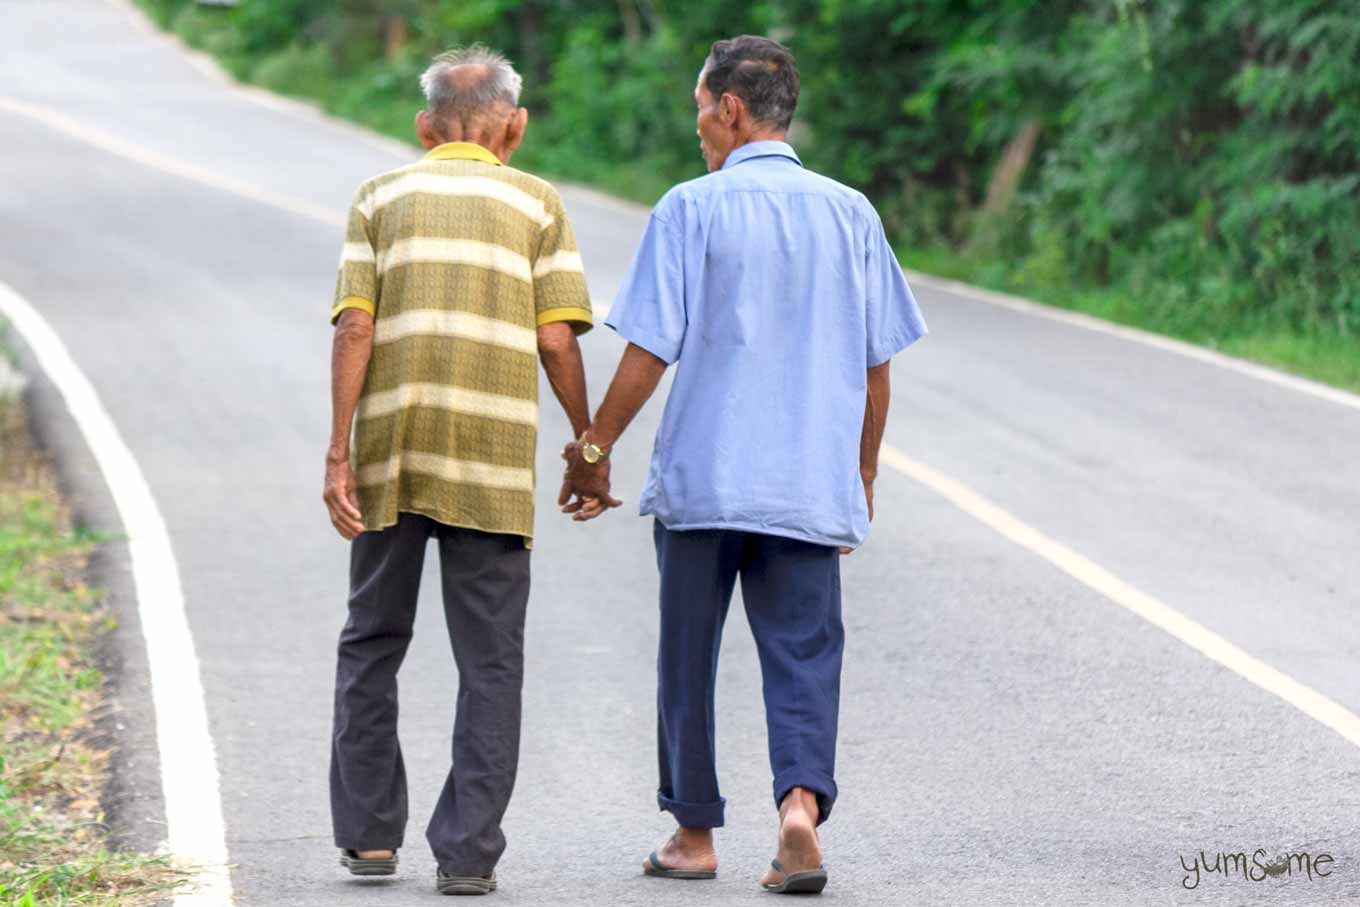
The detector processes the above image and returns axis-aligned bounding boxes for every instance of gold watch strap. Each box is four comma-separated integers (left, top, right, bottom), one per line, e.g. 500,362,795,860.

579,432,610,462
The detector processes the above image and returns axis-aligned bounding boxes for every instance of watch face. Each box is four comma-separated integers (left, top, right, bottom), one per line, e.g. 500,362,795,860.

583,444,601,464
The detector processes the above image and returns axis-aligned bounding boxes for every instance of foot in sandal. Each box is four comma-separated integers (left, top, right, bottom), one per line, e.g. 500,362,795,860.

642,827,718,880
339,848,398,876
435,869,496,895
760,788,828,894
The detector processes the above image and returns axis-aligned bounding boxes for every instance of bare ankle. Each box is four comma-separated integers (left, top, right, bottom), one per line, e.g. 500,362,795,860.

674,826,715,852
779,787,819,823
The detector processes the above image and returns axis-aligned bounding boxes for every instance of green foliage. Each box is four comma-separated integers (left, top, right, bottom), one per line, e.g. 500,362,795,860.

250,42,338,99
790,0,1359,341
170,4,247,66
1013,1,1360,336
137,0,1359,384
784,0,1078,243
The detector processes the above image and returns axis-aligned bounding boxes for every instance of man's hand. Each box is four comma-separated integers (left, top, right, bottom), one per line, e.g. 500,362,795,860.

323,453,365,539
327,308,372,540
840,476,875,555
556,343,668,522
560,441,623,521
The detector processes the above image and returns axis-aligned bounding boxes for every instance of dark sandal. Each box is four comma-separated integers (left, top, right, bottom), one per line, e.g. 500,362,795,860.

644,850,717,880
339,848,398,876
762,858,828,894
436,869,497,895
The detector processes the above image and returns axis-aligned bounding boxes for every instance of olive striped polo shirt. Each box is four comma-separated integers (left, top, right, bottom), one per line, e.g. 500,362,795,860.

331,141,593,541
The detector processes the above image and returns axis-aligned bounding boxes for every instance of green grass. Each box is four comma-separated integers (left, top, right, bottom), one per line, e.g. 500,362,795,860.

0,399,183,906
1214,331,1360,391
900,245,1360,393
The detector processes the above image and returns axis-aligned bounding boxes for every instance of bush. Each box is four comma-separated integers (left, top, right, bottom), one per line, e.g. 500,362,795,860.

251,42,338,99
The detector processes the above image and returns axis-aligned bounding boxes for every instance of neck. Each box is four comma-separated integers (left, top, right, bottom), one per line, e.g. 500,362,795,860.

435,129,509,163
733,128,787,150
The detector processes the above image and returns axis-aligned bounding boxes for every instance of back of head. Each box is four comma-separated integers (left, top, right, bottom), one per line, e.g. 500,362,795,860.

419,45,523,141
703,36,800,132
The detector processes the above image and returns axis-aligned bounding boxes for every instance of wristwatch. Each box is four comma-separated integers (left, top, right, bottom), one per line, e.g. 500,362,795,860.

579,433,610,464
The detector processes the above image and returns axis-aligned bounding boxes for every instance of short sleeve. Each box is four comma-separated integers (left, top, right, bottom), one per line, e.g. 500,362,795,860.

604,202,686,364
532,193,594,335
864,202,927,365
331,186,378,324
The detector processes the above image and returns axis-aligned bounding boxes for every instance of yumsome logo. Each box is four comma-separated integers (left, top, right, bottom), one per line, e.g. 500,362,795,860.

1180,849,1335,889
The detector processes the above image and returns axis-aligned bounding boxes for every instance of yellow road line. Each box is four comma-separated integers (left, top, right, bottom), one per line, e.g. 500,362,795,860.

880,443,1360,749
0,96,344,228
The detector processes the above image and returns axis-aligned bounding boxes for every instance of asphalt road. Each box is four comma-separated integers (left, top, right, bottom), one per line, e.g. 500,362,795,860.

3,2,1360,905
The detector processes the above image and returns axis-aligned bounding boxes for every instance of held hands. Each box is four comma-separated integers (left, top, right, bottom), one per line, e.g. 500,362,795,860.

559,439,623,522
323,452,365,539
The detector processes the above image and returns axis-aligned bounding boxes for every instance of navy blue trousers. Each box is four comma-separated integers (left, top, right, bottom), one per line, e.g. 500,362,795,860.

653,521,844,829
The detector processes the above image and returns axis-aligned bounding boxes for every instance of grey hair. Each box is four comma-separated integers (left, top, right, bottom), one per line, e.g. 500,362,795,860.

420,46,523,131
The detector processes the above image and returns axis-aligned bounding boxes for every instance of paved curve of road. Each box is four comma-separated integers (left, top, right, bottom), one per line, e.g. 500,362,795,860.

3,3,1359,905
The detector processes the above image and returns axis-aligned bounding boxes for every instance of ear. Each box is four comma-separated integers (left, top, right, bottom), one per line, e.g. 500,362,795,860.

719,92,741,128
501,108,529,161
415,110,440,150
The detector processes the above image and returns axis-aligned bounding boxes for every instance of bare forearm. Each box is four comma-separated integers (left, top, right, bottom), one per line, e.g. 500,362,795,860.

589,343,668,447
329,310,374,461
538,324,591,437
860,361,891,482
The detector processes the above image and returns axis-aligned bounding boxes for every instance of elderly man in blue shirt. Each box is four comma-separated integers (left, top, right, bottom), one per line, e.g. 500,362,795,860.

562,35,926,894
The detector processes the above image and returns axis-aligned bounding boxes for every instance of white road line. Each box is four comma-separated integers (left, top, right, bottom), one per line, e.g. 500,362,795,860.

0,282,232,907
906,270,1360,414
7,87,1357,756
880,443,1360,749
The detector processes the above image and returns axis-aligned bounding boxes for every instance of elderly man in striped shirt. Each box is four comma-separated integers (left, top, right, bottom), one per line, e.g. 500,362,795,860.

322,46,594,895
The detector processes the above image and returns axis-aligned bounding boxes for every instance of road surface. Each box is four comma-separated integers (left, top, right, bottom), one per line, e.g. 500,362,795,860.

2,2,1359,904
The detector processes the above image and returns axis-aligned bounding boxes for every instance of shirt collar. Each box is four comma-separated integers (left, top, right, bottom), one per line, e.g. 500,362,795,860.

422,141,504,166
721,140,802,170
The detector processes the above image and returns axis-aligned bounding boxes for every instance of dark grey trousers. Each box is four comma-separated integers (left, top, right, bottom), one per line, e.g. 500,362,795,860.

329,512,530,876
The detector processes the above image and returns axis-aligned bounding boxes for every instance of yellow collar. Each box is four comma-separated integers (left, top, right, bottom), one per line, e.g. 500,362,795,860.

422,142,503,166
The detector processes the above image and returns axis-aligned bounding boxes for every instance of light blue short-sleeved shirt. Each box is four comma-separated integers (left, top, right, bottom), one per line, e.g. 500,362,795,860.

605,141,927,549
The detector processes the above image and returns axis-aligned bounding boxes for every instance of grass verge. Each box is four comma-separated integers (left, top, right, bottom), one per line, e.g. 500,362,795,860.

0,393,183,906
901,245,1360,393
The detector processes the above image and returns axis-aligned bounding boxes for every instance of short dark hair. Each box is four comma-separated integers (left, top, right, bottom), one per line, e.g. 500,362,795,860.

702,36,799,131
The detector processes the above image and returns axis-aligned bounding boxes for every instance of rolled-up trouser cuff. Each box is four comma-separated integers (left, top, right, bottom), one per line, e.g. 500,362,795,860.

334,836,403,852
773,768,838,826
657,791,726,829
